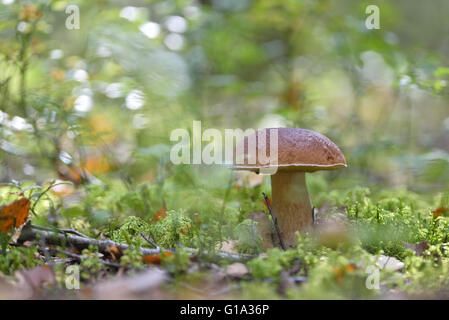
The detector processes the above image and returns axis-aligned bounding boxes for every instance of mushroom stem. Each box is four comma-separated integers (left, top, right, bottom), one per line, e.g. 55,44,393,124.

271,171,312,248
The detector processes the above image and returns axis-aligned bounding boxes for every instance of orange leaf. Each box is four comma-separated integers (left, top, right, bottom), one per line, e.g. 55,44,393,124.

432,207,448,219
0,198,31,233
142,251,173,265
345,263,357,272
154,206,167,222
106,245,122,262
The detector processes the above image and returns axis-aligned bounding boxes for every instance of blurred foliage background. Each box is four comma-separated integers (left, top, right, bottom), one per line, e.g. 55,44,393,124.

1,0,449,194
1,0,449,299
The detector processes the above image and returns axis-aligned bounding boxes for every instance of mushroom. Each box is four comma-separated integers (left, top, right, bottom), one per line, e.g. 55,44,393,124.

233,128,346,248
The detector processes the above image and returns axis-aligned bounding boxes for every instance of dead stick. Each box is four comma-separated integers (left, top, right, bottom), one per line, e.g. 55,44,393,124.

19,224,254,262
20,226,161,255
140,232,159,250
262,192,286,250
31,224,89,238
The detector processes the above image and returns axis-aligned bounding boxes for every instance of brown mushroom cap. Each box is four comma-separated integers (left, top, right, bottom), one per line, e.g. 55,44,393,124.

233,128,346,172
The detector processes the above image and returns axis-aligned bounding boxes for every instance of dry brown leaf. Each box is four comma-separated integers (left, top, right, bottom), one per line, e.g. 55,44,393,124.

432,207,449,219
105,245,123,262
0,198,31,233
154,206,167,222
142,251,173,265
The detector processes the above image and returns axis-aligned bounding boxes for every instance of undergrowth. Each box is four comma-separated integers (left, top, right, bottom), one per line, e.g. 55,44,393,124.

1,175,449,299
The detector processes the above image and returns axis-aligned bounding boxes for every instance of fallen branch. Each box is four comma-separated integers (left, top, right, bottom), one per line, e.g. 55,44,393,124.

19,223,254,262
20,224,161,255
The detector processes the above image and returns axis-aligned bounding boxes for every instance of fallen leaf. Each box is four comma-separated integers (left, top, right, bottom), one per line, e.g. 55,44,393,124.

142,251,173,265
333,263,357,284
0,198,31,233
154,206,167,222
106,245,122,262
432,207,449,219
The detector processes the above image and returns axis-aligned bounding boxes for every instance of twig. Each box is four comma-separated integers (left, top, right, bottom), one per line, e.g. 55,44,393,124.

59,228,89,238
140,232,159,250
262,192,286,250
31,224,89,238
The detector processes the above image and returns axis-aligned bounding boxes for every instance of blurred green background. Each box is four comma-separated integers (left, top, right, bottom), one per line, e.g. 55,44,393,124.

1,0,449,195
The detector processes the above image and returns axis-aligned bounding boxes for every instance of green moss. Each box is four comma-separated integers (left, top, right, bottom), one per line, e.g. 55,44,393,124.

0,245,42,275
162,247,191,274
248,248,296,280
148,209,193,248
120,248,144,269
111,216,151,247
80,245,104,280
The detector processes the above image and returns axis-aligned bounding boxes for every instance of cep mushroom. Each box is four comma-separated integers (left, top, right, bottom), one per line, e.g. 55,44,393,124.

233,128,346,248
